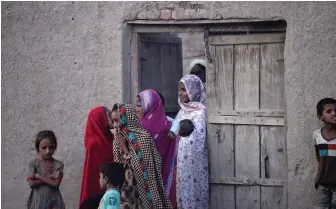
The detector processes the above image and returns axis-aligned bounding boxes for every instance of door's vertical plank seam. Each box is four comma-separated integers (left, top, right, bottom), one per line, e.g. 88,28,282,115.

232,44,237,209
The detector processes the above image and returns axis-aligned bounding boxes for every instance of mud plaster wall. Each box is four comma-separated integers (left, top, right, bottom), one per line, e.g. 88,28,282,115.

1,1,336,209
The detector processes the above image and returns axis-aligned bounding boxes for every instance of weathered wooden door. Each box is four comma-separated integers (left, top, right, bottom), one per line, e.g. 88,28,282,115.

139,33,183,118
206,33,286,209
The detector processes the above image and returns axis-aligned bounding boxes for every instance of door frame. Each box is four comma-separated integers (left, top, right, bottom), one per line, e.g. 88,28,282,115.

127,20,288,209
129,24,204,104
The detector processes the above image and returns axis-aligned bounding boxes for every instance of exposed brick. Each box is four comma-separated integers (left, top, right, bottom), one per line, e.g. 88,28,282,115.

185,9,196,18
172,10,177,19
137,10,160,20
166,3,175,9
160,9,172,20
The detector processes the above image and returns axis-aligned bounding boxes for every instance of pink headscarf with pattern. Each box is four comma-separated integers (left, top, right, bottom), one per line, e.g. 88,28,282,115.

137,89,176,197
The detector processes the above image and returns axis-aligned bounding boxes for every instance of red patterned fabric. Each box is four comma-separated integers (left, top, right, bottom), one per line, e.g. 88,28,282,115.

79,106,114,209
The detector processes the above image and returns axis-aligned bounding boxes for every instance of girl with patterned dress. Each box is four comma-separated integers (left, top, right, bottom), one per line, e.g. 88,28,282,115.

175,75,209,209
27,130,65,209
110,103,173,209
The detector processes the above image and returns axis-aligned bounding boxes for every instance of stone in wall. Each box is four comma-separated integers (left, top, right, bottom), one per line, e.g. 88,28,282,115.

160,9,172,20
136,2,160,20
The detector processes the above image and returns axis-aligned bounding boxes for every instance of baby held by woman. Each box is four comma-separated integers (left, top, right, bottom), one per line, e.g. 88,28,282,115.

157,92,194,139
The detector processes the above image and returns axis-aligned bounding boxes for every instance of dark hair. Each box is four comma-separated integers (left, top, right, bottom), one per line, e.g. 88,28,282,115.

179,119,194,137
100,162,125,188
157,92,165,106
316,98,336,116
35,130,57,152
190,64,206,83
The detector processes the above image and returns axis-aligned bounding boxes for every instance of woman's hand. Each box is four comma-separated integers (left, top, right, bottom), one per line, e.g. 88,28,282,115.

115,128,126,145
116,133,126,145
168,131,176,140
116,130,129,154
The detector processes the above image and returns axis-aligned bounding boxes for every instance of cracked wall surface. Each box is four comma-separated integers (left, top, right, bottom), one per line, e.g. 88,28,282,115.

2,1,336,209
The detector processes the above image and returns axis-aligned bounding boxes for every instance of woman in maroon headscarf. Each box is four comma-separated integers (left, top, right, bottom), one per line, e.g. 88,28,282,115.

79,106,114,209
136,89,178,208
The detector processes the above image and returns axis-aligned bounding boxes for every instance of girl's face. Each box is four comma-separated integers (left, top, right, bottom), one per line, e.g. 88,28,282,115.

99,173,107,189
38,138,56,160
111,110,121,130
319,103,336,125
135,96,144,120
179,82,190,103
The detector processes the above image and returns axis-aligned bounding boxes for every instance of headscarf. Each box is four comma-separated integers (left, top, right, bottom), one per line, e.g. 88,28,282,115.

137,89,177,204
137,89,172,154
189,59,206,71
79,106,114,209
175,75,209,209
112,104,173,209
179,74,206,110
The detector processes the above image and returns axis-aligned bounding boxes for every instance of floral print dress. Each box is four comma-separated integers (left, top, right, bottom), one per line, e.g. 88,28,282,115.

175,75,209,209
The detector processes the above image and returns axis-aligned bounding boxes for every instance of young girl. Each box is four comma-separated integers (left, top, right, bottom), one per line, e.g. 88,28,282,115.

98,162,125,209
27,130,65,209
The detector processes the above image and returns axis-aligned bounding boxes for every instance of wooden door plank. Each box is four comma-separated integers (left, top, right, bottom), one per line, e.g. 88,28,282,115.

236,186,260,209
140,41,161,91
260,127,285,180
207,45,234,110
211,185,235,209
234,45,260,111
209,109,284,117
235,126,260,209
160,43,178,109
208,116,284,126
260,43,285,110
209,124,235,209
210,177,283,186
207,45,235,209
208,125,235,179
260,43,285,209
260,127,285,209
245,110,284,117
234,44,260,209
260,187,283,209
208,109,244,116
209,33,286,45
174,40,184,111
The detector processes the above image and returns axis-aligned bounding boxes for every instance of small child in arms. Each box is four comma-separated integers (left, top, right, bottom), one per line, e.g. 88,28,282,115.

179,119,195,137
313,98,336,209
98,162,125,209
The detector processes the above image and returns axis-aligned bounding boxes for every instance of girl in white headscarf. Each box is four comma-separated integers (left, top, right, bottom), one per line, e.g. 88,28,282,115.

175,74,209,209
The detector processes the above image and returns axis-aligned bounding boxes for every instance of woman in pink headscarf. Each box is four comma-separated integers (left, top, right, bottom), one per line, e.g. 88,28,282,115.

136,89,178,208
